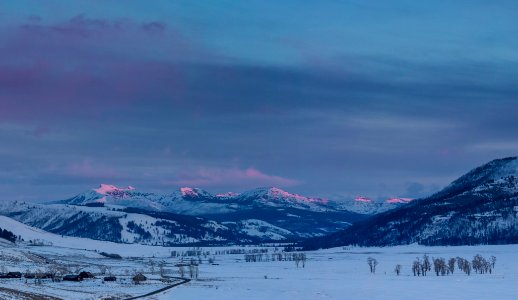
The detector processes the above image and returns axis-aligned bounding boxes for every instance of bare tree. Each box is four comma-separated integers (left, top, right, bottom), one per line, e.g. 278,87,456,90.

35,269,44,285
456,258,472,276
47,264,60,282
490,256,496,269
367,257,378,274
188,264,195,279
412,258,421,276
472,254,490,274
149,260,156,275
178,265,185,277
422,255,431,276
447,258,456,274
433,257,447,276
293,253,306,268
465,261,472,275
394,264,402,276
158,260,167,277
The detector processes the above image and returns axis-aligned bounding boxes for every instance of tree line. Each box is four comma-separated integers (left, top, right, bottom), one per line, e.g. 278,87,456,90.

392,254,496,276
366,254,497,276
245,252,307,267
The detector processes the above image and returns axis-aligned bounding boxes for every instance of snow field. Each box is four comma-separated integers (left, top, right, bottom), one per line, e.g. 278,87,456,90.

161,244,518,300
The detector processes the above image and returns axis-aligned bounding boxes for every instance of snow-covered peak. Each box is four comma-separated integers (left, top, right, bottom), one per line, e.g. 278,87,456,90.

267,187,328,204
234,187,330,213
94,184,136,195
178,187,212,199
241,187,328,204
333,195,414,215
386,197,413,204
355,196,372,203
215,192,240,198
64,185,335,213
180,187,197,197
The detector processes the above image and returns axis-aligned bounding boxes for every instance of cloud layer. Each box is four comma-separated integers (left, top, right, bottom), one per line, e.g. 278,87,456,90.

1,3,518,201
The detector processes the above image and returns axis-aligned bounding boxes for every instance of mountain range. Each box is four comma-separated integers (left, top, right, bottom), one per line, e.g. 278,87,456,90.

303,156,518,249
4,156,517,249
0,186,410,246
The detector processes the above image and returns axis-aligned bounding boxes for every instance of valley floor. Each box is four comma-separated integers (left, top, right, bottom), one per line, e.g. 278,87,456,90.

1,220,517,300
159,244,518,300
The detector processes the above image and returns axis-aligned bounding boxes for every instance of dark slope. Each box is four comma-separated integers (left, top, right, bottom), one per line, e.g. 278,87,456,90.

303,157,518,249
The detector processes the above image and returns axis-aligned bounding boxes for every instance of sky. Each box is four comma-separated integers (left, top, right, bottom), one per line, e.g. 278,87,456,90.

1,1,518,202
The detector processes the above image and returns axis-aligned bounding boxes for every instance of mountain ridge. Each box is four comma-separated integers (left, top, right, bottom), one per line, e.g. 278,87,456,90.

3,185,397,246
303,156,518,249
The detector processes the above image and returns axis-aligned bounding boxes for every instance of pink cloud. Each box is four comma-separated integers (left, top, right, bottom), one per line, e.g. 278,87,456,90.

167,167,300,189
0,15,199,122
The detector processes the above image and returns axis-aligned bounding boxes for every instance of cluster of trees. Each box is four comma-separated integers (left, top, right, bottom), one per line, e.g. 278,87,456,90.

174,247,271,258
188,263,199,279
215,248,271,255
177,261,199,279
138,210,241,245
147,260,168,277
456,257,472,275
169,248,223,266
171,247,210,257
411,254,431,276
245,253,267,262
0,227,17,243
28,239,53,246
472,254,496,274
408,254,496,276
126,221,152,241
293,253,307,268
244,252,307,267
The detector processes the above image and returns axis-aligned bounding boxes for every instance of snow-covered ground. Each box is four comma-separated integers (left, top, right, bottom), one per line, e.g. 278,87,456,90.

1,216,517,299
160,245,518,300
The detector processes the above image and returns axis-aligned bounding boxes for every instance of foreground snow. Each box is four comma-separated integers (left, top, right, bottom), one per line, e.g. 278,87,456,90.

1,216,517,299
160,244,518,300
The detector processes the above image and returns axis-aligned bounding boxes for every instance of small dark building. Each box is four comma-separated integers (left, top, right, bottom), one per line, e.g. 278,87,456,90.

103,276,117,282
7,272,22,278
0,274,8,279
78,271,95,280
63,275,82,282
132,273,147,284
